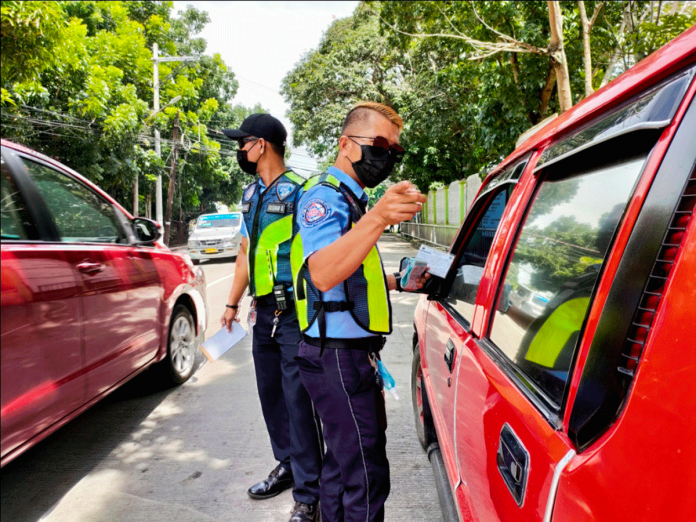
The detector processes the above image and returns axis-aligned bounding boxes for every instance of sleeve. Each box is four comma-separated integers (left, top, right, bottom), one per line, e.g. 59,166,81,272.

297,185,350,262
240,218,248,239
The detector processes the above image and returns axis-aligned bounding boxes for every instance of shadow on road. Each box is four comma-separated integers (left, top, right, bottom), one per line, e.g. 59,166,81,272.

0,359,204,522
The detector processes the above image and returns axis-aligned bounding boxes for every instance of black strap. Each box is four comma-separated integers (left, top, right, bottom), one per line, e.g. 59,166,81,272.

302,334,385,352
313,301,354,312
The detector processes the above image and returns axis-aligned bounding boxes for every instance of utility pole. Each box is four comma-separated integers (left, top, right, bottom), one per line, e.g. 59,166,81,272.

152,43,197,225
164,112,179,246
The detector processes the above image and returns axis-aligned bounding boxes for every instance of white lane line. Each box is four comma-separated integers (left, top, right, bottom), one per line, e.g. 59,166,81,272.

206,273,235,288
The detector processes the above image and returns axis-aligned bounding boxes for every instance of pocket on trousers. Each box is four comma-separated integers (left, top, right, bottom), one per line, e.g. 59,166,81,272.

295,344,323,374
339,350,376,396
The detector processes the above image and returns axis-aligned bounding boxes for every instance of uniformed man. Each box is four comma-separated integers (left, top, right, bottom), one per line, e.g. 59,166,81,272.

221,114,322,522
291,102,427,522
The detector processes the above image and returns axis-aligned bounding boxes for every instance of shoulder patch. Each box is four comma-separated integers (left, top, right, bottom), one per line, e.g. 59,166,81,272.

302,199,331,227
243,184,257,201
277,182,295,201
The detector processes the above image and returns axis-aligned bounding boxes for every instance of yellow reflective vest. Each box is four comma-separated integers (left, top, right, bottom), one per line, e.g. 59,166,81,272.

290,173,392,337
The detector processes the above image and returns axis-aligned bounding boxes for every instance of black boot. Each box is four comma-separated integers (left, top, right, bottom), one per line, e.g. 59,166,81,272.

247,464,294,500
289,501,319,522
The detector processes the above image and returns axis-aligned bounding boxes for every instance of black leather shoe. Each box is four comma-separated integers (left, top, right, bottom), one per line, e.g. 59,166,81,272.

289,501,319,522
247,464,294,500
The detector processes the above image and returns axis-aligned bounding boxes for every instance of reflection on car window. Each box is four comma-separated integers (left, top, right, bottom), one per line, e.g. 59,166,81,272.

22,159,126,244
1,160,35,240
446,187,512,323
490,156,646,406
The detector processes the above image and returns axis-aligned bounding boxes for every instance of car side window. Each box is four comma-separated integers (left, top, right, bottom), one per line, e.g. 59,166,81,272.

21,159,127,244
1,159,37,240
445,185,513,323
489,155,646,407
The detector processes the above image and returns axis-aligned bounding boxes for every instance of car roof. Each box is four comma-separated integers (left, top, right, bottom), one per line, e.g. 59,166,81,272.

483,25,696,185
1,138,134,219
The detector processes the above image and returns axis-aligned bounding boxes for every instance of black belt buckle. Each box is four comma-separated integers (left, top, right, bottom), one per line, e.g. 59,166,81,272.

273,284,288,311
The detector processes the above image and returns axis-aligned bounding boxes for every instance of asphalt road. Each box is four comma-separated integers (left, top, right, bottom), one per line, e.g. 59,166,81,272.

0,235,443,522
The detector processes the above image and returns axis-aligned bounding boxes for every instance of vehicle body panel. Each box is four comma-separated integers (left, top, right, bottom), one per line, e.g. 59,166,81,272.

0,140,207,467
415,27,696,522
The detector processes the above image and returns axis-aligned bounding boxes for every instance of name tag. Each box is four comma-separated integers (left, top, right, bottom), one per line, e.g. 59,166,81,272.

240,203,251,213
267,202,287,214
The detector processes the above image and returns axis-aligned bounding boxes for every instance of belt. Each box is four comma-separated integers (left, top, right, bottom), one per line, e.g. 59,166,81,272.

254,294,295,308
302,334,385,352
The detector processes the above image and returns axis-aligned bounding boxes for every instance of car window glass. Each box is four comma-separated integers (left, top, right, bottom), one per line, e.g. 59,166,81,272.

196,214,240,229
489,156,645,406
445,186,513,323
1,160,36,240
21,159,127,244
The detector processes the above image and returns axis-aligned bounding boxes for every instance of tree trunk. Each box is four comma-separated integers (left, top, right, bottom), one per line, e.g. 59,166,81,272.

547,1,573,112
578,1,593,98
164,112,179,246
132,174,139,217
540,63,557,118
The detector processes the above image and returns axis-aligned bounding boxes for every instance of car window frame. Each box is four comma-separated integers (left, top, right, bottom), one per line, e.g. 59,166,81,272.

14,152,131,246
434,158,529,330
478,130,662,428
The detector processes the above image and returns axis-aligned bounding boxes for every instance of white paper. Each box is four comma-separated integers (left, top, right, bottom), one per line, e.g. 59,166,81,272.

200,323,247,362
415,245,455,279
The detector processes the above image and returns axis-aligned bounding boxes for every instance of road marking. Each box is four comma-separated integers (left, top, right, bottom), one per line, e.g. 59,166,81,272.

206,273,235,288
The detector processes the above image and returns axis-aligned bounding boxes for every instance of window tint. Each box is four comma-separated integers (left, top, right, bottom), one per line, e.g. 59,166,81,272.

22,159,126,244
446,186,512,323
490,156,645,406
1,160,36,240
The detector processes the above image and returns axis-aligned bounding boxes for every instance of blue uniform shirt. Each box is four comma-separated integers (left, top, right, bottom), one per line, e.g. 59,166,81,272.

297,166,376,339
240,177,267,239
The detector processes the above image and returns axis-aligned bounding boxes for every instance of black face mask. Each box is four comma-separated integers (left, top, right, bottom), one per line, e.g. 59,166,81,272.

350,145,398,188
237,140,260,175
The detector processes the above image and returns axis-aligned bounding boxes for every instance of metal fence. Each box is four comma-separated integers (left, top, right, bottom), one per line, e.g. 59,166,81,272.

399,222,460,250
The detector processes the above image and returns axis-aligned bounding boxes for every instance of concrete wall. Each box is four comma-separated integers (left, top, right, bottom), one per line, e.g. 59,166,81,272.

421,174,483,224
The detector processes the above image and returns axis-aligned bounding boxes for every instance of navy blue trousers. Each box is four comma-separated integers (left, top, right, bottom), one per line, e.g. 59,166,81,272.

252,304,323,505
296,341,390,522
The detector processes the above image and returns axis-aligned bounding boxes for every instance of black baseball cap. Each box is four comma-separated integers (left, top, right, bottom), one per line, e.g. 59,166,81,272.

222,113,287,148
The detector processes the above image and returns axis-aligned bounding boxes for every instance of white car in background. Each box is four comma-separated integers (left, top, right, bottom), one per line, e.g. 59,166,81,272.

187,212,242,263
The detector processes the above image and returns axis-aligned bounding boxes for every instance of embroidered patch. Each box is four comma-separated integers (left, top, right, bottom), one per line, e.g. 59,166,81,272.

240,202,251,213
243,184,257,201
302,199,331,226
277,182,295,201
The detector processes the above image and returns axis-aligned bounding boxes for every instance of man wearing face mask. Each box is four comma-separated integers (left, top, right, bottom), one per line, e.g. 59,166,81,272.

291,102,427,522
220,114,322,522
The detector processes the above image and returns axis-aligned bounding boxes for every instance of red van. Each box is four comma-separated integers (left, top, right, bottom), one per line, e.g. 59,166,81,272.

1,140,207,467
411,27,696,521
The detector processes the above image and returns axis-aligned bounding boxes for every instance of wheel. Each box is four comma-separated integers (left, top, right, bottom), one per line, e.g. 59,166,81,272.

160,304,197,384
191,258,200,265
412,337,437,451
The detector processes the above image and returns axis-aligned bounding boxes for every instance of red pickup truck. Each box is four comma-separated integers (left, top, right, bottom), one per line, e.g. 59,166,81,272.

412,27,695,522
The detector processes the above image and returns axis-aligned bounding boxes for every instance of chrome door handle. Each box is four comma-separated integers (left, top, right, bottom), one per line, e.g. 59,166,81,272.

76,261,104,274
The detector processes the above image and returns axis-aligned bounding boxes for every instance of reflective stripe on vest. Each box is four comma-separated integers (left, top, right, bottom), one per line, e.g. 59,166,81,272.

290,174,391,335
524,296,590,367
254,214,293,297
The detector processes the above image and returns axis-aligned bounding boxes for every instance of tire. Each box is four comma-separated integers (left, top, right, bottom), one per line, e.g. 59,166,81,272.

159,304,197,384
412,337,437,451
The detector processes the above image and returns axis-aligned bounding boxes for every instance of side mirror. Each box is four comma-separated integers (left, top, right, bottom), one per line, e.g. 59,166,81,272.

132,217,162,245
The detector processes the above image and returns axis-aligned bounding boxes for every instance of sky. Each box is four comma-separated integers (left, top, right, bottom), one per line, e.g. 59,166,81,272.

172,1,360,176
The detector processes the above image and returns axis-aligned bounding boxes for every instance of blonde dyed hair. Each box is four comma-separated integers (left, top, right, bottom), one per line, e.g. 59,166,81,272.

342,101,404,134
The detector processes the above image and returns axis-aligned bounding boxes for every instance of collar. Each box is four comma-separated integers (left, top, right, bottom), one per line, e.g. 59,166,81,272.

327,166,368,204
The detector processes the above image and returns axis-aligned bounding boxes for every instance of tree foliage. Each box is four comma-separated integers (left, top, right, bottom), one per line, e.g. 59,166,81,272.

1,1,258,232
281,0,694,191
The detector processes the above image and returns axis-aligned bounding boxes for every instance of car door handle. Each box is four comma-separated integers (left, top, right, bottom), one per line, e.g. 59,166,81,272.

497,424,529,506
444,339,456,373
76,261,104,274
